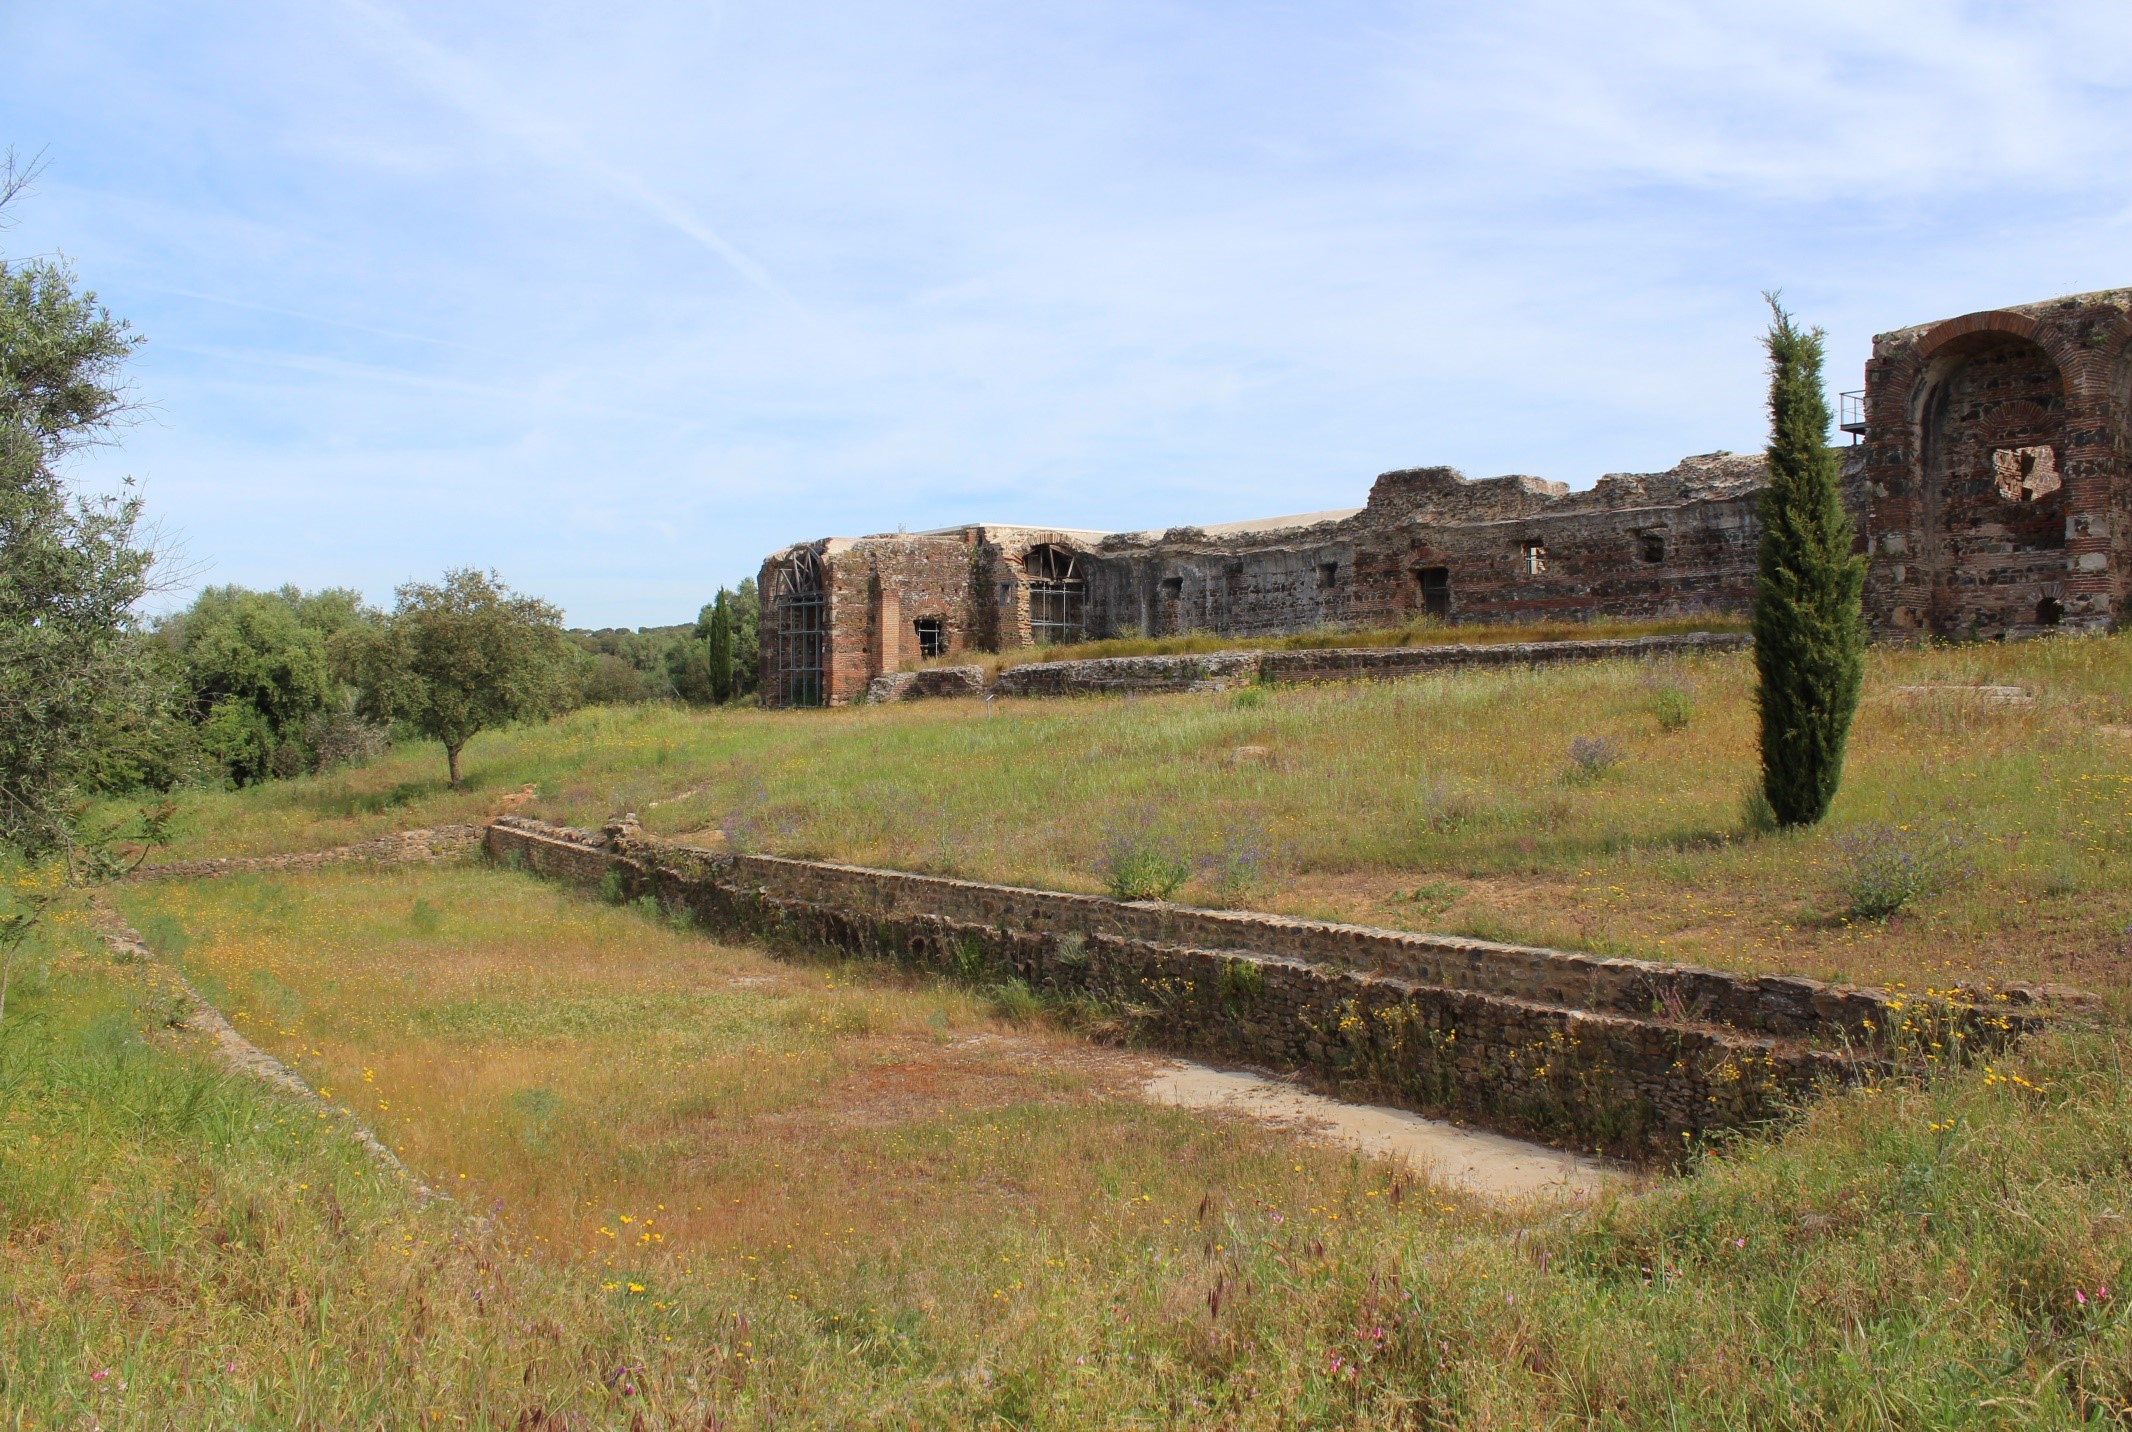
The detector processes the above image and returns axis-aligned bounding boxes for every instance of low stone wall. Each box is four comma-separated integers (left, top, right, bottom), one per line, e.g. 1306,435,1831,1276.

891,631,1749,702
993,650,1262,698
486,815,1888,1159
701,846,1900,1039
131,825,487,882
866,665,986,703
1258,631,1750,685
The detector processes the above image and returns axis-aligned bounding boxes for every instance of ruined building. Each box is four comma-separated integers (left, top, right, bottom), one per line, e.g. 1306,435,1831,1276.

759,290,2132,706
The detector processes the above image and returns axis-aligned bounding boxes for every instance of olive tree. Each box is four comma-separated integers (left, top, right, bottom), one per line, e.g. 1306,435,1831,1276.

334,568,574,788
0,154,161,856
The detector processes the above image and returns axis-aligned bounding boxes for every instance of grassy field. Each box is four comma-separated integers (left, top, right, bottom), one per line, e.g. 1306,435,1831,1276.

0,863,2125,1427
127,633,2132,1000
919,614,1750,676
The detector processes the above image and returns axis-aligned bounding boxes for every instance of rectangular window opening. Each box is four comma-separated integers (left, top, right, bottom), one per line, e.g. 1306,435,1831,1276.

1521,541,1547,576
1317,561,1340,590
913,616,946,658
1639,532,1666,564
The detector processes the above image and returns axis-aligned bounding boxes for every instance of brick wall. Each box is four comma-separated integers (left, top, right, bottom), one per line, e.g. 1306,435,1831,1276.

1863,291,2132,637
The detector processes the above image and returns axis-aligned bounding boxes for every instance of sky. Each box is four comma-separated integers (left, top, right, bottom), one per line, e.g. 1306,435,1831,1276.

3,1,2128,628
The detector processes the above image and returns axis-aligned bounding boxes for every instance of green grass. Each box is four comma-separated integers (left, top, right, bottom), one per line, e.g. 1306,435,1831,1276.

123,633,2132,999
2,867,2128,1427
921,613,1750,676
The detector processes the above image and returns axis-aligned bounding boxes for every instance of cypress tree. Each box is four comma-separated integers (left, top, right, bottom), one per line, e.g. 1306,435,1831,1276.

704,591,734,705
1753,297,1866,827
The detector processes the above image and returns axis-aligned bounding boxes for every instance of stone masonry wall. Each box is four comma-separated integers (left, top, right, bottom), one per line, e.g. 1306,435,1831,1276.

484,816,1912,1159
1863,290,2132,637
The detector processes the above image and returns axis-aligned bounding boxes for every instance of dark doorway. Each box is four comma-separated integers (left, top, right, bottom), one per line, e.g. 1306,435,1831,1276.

1415,566,1450,619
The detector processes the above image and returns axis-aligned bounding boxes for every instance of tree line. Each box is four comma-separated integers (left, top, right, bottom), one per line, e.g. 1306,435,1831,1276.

145,574,763,790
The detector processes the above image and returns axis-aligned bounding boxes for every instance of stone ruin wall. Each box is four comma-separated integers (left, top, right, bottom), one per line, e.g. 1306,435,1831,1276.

484,816,1883,1158
1082,453,1788,640
763,452,1800,704
760,290,2132,704
1862,290,2132,639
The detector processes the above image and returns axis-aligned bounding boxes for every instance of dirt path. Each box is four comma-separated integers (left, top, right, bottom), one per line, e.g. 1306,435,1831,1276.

1141,1061,1626,1200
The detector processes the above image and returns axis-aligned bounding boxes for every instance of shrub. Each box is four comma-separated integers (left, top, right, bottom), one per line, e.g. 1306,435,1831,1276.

1405,879,1465,915
1833,819,1972,920
1651,683,1694,731
1739,782,1779,835
1216,958,1265,1007
988,978,1043,1024
1564,735,1623,785
1197,826,1271,901
1098,816,1192,902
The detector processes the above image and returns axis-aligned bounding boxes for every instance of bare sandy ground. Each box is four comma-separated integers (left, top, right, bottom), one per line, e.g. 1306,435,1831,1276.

1141,1061,1626,1201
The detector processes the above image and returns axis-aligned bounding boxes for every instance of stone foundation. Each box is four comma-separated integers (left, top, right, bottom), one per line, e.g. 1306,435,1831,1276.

484,816,2017,1160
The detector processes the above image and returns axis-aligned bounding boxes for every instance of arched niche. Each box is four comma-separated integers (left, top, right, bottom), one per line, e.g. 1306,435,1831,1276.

1912,330,2070,635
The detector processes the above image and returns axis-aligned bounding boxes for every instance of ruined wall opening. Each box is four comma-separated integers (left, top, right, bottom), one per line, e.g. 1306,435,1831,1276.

1414,565,1450,618
769,550,827,707
1521,541,1547,576
1917,332,2069,635
1317,561,1339,589
1639,531,1667,564
1024,544,1085,646
913,615,946,657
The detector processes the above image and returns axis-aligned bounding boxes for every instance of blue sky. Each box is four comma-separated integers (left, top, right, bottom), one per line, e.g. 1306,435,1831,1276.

3,1,2128,627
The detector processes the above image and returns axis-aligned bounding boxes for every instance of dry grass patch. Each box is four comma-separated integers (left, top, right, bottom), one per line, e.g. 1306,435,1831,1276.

4,865,2128,1426
123,633,2132,999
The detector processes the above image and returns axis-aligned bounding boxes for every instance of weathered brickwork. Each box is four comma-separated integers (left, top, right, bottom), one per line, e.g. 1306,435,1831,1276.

486,817,2068,1159
760,457,1787,706
757,289,2131,705
1861,290,2132,638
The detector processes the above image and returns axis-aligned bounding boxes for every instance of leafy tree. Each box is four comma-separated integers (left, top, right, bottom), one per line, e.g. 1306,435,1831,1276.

0,156,172,1024
160,586,334,784
334,568,573,787
0,159,161,855
703,591,735,704
663,623,714,705
729,577,760,701
578,651,650,705
1753,297,1865,827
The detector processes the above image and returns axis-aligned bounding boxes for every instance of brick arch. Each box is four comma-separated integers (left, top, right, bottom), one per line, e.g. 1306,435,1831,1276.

1918,307,2132,403
1914,308,2045,359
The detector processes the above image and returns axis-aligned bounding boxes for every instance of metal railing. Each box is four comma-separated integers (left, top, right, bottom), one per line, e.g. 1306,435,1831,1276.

1838,390,1867,439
